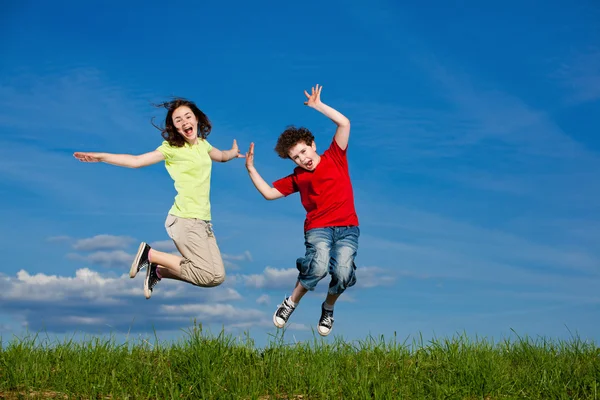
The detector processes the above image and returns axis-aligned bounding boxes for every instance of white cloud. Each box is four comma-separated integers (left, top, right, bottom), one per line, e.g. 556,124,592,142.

221,251,254,271
336,294,356,303
149,240,178,253
256,294,270,305
67,250,133,269
62,316,106,325
0,268,134,303
0,268,252,333
355,266,396,289
223,251,253,262
160,287,243,302
228,265,397,292
231,267,298,289
162,303,262,318
286,323,311,331
73,235,135,251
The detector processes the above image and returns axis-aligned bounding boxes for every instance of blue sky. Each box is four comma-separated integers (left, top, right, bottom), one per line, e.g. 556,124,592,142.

1,0,599,346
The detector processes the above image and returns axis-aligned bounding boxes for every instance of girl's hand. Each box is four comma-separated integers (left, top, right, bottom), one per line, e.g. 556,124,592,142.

230,139,245,159
73,152,103,162
304,84,323,108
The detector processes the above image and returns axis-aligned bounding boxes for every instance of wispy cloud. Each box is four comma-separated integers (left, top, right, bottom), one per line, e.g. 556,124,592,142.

161,304,265,325
227,265,398,292
0,68,153,141
73,234,135,251
354,266,396,288
230,267,298,290
553,47,600,105
256,294,270,305
149,240,178,253
223,251,253,262
67,250,133,269
344,50,600,215
361,205,600,282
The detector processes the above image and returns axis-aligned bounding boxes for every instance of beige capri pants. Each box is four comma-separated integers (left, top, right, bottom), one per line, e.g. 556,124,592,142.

164,214,226,287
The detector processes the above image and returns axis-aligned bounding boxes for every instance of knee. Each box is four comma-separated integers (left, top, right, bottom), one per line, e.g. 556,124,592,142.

210,273,225,287
333,264,354,282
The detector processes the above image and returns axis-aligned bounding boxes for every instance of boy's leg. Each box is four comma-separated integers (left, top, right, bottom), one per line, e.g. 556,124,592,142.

318,226,360,336
273,228,332,328
324,292,341,307
290,280,309,303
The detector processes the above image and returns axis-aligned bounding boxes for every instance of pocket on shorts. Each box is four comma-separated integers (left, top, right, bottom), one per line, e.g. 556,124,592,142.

165,214,178,239
205,221,214,238
296,252,315,276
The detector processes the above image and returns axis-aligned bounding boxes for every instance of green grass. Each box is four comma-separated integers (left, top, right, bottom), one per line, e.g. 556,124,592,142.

1,323,598,399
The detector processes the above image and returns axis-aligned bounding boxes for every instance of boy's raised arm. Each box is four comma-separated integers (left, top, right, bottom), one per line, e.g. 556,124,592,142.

245,143,284,201
304,84,350,150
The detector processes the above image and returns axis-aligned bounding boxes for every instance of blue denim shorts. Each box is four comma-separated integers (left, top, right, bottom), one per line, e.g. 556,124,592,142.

296,226,360,295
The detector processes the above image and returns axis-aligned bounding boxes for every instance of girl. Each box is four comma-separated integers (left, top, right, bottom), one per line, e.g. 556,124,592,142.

74,98,244,299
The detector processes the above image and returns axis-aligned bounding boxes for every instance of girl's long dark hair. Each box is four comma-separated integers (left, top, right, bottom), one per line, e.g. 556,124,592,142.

152,98,211,147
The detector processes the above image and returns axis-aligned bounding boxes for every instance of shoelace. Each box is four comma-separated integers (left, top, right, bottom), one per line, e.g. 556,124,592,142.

278,301,295,319
319,310,334,328
149,270,161,290
139,259,150,272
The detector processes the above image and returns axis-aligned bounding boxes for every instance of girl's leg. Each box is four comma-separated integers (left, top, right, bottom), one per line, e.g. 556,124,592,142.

148,249,186,281
166,216,225,287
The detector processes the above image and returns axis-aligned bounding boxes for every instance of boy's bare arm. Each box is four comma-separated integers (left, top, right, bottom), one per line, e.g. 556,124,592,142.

304,84,351,150
245,143,284,201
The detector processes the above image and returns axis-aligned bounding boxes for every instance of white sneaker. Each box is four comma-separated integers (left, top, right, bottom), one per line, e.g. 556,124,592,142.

273,297,296,328
317,303,334,336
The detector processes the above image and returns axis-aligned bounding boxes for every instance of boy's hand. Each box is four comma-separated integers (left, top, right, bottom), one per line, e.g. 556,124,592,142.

304,84,323,108
245,143,255,170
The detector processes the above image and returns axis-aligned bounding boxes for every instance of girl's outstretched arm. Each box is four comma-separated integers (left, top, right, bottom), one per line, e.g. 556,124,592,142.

245,143,284,201
73,150,165,168
304,84,351,150
209,139,245,162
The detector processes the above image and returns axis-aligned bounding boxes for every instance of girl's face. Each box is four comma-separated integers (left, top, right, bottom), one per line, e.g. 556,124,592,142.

172,106,198,144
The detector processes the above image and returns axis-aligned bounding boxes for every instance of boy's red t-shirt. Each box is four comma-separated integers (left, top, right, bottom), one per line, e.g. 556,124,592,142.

273,139,359,232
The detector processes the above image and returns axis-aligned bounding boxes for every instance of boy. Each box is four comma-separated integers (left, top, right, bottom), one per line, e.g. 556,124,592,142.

245,84,359,336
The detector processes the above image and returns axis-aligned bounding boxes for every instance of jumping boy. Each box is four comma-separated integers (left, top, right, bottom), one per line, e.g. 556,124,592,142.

244,84,359,336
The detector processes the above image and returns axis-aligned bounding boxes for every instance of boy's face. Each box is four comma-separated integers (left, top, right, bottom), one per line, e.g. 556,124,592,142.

288,141,320,171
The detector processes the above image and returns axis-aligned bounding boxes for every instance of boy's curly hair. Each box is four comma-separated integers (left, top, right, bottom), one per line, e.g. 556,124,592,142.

151,98,211,147
274,126,315,159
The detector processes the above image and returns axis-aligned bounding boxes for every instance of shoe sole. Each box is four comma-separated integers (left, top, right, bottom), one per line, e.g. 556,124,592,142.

272,313,285,328
130,242,147,278
318,326,332,337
